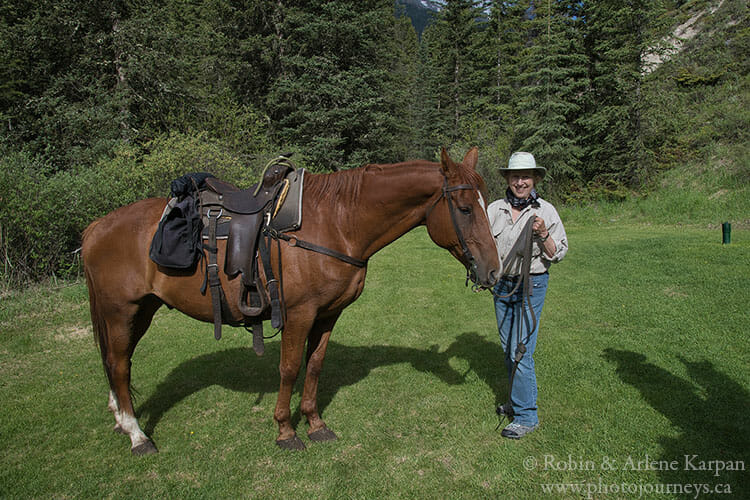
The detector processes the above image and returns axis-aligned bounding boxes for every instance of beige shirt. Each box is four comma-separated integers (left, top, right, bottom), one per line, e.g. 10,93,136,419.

487,197,568,276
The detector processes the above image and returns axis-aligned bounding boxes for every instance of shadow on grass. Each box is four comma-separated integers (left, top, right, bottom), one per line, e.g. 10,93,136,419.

603,349,749,494
442,332,506,407
138,340,468,436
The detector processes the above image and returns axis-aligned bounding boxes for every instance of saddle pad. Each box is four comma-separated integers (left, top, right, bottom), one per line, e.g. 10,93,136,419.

270,169,304,233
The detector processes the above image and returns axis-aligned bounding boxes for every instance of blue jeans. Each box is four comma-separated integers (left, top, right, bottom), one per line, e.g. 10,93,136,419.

493,272,549,426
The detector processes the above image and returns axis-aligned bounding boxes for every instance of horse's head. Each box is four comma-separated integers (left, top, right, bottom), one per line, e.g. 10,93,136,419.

425,147,501,289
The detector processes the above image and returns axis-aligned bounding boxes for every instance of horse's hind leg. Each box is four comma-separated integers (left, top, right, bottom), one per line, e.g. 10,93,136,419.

302,313,340,443
102,297,161,455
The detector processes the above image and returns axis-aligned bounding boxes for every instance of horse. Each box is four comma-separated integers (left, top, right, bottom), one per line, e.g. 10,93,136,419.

81,147,500,454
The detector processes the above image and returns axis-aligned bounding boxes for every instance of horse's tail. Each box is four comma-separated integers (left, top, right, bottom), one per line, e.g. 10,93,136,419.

82,219,114,389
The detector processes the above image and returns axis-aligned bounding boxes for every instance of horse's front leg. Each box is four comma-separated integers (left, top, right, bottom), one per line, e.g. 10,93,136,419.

301,314,340,443
274,308,314,451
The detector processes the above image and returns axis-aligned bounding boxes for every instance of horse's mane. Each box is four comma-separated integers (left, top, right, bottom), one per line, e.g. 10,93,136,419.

304,167,367,206
304,158,486,204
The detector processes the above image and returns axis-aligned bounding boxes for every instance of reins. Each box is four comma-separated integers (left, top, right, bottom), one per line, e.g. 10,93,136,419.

427,180,540,428
486,216,538,429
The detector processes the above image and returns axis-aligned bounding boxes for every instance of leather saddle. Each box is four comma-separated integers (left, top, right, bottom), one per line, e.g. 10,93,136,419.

201,163,292,279
196,158,304,353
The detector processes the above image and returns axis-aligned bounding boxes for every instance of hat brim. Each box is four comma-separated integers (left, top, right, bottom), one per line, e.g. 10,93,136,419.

500,166,547,179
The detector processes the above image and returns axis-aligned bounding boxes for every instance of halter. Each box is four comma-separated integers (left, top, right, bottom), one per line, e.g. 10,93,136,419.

425,176,481,288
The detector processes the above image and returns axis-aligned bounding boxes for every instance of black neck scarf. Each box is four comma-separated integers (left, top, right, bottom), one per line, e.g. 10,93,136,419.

505,187,540,210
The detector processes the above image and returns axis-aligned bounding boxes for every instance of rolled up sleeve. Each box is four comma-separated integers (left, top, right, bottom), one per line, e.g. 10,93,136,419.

542,205,568,263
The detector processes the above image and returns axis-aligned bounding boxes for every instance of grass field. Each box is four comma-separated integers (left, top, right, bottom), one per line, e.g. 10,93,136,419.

1,223,748,499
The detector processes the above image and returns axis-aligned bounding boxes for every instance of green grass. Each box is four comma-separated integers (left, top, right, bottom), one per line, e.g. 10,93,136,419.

556,143,750,229
1,224,748,499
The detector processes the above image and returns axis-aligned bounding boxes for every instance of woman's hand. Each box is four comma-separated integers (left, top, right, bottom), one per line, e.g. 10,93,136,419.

532,216,548,238
533,216,556,257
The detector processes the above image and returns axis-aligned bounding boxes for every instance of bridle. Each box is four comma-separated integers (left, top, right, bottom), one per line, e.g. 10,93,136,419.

425,176,481,289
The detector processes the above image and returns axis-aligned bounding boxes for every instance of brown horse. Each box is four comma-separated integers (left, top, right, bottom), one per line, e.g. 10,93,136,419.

82,148,500,454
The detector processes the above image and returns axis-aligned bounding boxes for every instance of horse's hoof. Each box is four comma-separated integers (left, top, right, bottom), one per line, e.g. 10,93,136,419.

309,427,338,442
276,435,306,451
131,440,158,456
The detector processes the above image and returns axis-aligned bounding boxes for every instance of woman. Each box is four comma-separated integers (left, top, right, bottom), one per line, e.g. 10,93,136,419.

487,151,568,439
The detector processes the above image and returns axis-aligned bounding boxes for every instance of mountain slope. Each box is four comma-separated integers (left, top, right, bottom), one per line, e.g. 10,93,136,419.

395,0,441,36
639,0,749,225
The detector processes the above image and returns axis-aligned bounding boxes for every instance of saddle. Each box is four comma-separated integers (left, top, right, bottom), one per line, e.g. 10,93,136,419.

197,157,305,355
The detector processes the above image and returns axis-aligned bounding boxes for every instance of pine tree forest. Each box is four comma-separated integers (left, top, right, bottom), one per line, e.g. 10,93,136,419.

1,0,748,280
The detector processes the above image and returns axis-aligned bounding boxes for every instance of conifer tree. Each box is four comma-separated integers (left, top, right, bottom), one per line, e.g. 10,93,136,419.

513,0,587,195
413,20,450,156
481,0,528,136
469,0,533,177
0,0,129,168
412,29,446,159
581,0,667,187
0,0,273,168
265,0,411,170
389,14,421,160
416,0,485,149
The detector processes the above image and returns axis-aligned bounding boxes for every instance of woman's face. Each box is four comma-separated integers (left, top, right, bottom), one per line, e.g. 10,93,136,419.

506,170,537,199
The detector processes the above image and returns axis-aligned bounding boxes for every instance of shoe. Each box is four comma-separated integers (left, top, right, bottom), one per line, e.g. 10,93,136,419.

501,422,538,439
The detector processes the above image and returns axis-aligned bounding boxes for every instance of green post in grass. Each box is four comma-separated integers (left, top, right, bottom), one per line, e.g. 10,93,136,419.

722,222,731,244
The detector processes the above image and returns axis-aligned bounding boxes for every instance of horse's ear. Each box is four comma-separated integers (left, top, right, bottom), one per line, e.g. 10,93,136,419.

463,147,478,171
440,147,454,175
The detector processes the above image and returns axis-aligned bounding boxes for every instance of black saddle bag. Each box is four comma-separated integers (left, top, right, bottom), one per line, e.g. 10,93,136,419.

149,172,214,270
149,196,203,270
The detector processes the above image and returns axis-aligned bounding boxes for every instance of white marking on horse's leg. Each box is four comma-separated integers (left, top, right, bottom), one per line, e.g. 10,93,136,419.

118,411,150,449
108,390,126,433
108,390,119,413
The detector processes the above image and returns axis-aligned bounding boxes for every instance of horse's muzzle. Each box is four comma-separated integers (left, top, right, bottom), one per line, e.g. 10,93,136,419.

466,260,500,290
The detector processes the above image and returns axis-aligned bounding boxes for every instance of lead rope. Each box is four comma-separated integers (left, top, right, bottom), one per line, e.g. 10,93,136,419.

490,217,537,430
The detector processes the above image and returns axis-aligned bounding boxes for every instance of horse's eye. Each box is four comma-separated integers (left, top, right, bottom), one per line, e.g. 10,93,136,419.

459,206,472,215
